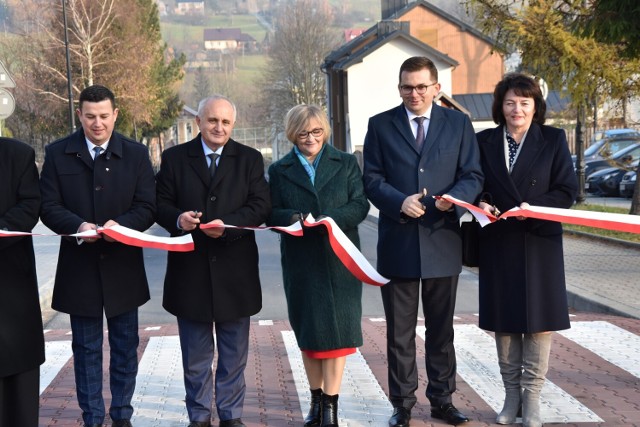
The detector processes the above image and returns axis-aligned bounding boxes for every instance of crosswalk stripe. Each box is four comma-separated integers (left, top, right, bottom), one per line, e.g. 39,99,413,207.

282,331,392,426
415,324,603,423
41,341,73,394
131,336,188,423
559,321,640,378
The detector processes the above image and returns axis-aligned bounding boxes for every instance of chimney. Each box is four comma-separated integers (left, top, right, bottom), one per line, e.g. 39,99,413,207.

381,0,409,20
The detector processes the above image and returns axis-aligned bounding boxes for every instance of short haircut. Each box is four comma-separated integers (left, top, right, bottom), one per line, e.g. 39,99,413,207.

491,73,547,125
79,85,116,110
398,56,438,83
284,105,331,143
197,95,237,122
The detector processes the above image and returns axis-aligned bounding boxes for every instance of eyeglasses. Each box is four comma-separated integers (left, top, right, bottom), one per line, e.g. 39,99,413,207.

297,128,324,139
399,82,438,95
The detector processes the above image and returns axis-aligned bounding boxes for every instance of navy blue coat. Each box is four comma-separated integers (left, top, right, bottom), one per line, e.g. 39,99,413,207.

363,103,484,278
476,124,578,333
267,145,369,351
40,130,155,318
156,136,271,323
0,138,44,377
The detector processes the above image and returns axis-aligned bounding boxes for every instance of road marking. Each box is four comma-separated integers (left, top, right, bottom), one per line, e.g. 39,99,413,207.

416,324,603,423
282,331,392,426
131,336,188,423
41,341,73,394
559,321,640,378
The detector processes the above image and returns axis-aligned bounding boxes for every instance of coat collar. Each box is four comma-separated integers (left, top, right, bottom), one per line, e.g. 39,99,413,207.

278,144,344,194
186,134,241,189
484,123,547,194
390,103,446,156
65,129,125,169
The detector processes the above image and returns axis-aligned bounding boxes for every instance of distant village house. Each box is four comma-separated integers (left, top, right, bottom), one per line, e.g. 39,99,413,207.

175,0,204,16
203,28,257,53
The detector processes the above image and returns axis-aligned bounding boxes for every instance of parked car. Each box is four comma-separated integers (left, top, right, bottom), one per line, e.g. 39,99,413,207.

572,128,640,165
619,169,637,198
584,143,640,178
585,160,638,197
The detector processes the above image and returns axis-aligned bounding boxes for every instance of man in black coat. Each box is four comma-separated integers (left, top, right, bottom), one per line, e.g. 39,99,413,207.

40,85,156,427
155,95,270,427
0,137,44,426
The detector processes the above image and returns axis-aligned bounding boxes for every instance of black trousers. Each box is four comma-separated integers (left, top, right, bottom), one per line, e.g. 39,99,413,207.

381,275,459,409
0,366,40,426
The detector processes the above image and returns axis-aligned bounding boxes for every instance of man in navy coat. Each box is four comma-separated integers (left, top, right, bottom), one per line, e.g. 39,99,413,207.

155,95,270,427
0,137,44,426
40,85,156,427
363,57,483,426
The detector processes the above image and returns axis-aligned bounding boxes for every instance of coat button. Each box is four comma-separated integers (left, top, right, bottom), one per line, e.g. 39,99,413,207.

419,168,425,173
95,185,103,191
210,256,216,262
210,196,217,202
531,179,537,186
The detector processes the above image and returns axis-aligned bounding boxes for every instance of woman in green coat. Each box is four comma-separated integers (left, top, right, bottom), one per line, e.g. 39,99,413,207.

267,105,370,427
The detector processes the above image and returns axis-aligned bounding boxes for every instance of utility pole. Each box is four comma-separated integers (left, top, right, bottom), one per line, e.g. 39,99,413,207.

575,104,586,203
62,0,75,133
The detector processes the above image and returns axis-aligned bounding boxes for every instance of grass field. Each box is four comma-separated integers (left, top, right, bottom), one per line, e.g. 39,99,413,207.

566,203,640,243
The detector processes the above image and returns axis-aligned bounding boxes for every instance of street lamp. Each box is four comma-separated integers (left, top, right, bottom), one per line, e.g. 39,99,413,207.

62,0,75,132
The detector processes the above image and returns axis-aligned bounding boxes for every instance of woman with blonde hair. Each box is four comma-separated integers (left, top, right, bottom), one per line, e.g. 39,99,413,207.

267,105,370,426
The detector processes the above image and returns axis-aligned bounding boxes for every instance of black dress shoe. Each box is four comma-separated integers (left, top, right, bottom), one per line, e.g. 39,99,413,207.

219,419,245,427
389,407,411,427
188,422,211,427
431,403,469,425
112,421,133,427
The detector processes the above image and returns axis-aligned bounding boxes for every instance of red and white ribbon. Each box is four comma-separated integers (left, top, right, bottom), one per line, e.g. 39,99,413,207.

97,225,194,252
199,220,304,236
500,205,640,234
439,195,640,234
200,216,388,286
302,215,389,286
0,226,195,252
436,195,498,226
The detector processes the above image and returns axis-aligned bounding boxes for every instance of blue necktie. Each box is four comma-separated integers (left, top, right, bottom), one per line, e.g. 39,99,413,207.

93,146,103,162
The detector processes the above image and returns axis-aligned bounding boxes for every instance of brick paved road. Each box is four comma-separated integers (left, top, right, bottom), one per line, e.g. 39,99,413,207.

39,312,640,427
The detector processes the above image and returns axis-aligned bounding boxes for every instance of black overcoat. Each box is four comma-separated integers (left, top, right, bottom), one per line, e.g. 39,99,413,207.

39,130,155,318
476,124,578,333
267,145,370,351
156,136,271,323
0,138,44,377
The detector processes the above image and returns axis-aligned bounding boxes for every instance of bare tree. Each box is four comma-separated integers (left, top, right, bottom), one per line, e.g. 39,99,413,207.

4,0,183,141
259,0,341,132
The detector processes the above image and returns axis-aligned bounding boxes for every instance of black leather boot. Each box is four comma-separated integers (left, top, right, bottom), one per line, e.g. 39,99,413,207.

321,393,339,427
304,388,323,426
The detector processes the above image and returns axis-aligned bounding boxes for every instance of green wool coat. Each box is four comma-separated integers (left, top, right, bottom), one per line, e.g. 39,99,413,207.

267,145,370,351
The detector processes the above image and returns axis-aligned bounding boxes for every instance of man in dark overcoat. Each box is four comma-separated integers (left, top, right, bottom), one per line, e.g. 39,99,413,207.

363,57,483,426
39,85,156,427
155,95,270,427
0,137,44,426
